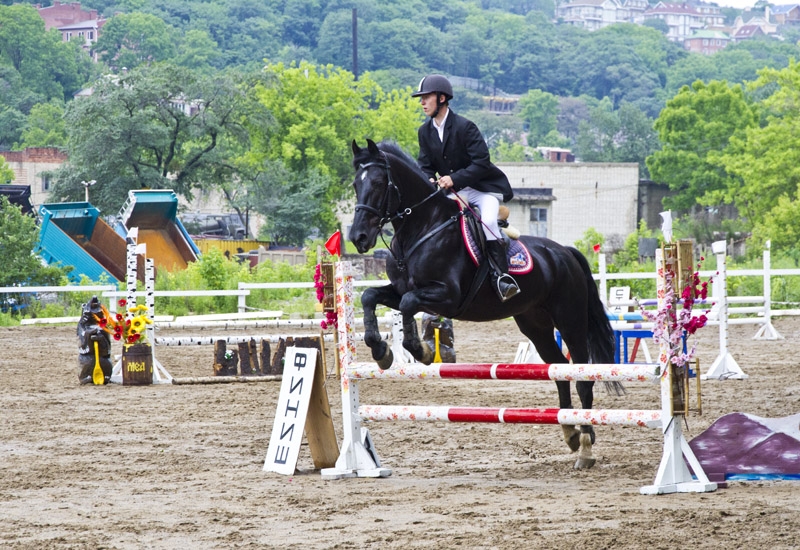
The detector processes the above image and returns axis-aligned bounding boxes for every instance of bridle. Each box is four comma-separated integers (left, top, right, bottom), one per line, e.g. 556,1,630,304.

353,150,460,271
354,151,442,229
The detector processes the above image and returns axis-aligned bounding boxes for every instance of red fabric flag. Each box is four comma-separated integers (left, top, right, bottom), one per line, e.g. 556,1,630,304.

324,231,342,257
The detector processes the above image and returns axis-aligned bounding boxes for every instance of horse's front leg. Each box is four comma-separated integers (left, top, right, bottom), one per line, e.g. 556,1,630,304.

361,285,402,370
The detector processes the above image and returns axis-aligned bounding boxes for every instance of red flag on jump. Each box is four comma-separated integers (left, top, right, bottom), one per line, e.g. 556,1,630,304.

324,231,342,257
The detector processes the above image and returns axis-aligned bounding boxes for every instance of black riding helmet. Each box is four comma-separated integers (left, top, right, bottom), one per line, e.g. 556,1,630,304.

411,74,453,101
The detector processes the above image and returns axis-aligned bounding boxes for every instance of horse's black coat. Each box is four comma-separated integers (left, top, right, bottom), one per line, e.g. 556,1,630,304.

349,139,618,468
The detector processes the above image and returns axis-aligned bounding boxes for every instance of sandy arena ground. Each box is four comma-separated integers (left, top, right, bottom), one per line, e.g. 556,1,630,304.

2,315,799,549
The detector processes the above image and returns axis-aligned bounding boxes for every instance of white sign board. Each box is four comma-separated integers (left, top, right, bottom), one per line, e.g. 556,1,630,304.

263,347,318,475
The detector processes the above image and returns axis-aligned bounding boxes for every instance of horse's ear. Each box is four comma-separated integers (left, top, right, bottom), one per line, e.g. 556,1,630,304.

351,140,361,156
367,139,380,156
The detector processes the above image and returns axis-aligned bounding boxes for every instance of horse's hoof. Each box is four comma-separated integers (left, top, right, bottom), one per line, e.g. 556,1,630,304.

573,456,596,470
418,342,434,365
376,349,394,370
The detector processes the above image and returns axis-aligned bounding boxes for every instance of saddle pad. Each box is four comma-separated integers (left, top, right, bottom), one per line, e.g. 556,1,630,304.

460,215,533,275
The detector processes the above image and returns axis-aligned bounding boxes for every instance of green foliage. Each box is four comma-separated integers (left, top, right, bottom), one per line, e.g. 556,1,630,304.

647,80,758,212
0,157,14,183
17,99,67,148
576,101,659,175
245,62,421,245
0,4,93,101
51,63,258,214
93,12,177,71
718,61,800,227
573,227,605,271
150,248,317,316
518,89,559,146
0,196,70,287
0,311,17,326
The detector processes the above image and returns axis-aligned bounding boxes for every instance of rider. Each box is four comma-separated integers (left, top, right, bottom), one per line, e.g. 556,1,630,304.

413,74,520,302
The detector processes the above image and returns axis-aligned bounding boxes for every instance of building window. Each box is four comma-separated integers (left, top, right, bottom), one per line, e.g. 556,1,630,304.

42,176,51,192
529,207,548,238
89,31,94,40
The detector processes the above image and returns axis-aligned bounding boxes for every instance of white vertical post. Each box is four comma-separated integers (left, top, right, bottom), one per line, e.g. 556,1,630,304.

641,246,716,494
321,261,390,479
598,253,608,307
703,241,747,380
754,242,782,340
146,257,172,384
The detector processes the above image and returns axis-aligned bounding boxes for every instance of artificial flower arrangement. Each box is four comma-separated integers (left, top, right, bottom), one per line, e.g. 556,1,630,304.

641,255,711,369
314,263,337,330
96,299,153,345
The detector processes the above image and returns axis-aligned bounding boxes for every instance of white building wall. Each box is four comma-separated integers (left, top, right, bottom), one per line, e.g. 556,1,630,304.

497,162,640,247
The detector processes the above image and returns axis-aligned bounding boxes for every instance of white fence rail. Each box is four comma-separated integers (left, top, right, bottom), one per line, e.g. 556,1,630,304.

2,248,798,332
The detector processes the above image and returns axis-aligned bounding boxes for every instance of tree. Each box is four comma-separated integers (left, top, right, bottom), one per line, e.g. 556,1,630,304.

0,157,13,183
518,89,559,146
719,61,800,229
245,62,422,243
93,12,177,71
0,196,67,287
576,101,659,176
17,100,67,148
50,63,262,215
173,29,223,74
646,80,758,212
0,4,93,101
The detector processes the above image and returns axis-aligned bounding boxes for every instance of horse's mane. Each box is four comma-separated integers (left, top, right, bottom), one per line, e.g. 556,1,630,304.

377,141,430,185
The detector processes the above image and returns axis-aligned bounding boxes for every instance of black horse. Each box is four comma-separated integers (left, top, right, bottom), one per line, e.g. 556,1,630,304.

349,139,618,469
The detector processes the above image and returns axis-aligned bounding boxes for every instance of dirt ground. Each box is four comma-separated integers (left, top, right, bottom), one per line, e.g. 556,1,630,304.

2,314,800,550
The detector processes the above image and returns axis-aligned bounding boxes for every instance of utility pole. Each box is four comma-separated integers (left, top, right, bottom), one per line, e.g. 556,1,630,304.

81,180,96,203
352,8,358,80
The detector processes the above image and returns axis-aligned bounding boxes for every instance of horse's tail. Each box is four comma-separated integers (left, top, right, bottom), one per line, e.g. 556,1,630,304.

567,247,625,396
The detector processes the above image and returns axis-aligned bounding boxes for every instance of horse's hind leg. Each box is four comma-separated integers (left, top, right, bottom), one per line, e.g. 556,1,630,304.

400,312,433,364
519,317,595,469
574,380,596,469
361,286,401,370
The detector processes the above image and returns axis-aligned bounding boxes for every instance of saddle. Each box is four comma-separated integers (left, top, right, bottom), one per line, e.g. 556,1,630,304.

460,208,533,275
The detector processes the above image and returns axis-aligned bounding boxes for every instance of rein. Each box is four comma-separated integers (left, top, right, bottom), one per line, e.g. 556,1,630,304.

355,152,446,270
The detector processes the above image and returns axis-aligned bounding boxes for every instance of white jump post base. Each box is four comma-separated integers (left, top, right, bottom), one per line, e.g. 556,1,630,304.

703,241,748,380
319,261,391,479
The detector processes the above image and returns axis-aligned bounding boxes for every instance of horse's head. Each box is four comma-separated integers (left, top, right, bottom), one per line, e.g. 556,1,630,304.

349,139,396,253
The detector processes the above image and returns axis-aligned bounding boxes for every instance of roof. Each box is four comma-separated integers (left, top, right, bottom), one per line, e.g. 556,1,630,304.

734,24,764,38
688,29,730,39
770,4,800,14
58,19,101,31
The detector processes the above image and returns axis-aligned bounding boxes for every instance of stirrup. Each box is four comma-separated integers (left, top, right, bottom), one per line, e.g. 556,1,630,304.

495,273,520,302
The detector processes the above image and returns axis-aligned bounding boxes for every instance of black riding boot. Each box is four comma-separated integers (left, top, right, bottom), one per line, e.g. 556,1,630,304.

487,240,520,302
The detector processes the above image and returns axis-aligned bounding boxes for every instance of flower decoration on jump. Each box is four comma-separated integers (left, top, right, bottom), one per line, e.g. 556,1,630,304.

96,299,153,344
640,257,711,369
314,263,337,330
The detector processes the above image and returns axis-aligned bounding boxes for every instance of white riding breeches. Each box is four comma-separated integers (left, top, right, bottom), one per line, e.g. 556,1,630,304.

449,187,502,241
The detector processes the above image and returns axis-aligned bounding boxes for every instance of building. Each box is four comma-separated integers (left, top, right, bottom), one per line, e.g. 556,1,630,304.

771,3,800,25
685,29,730,54
36,2,106,59
497,162,641,247
557,0,624,30
0,148,68,208
639,2,725,42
